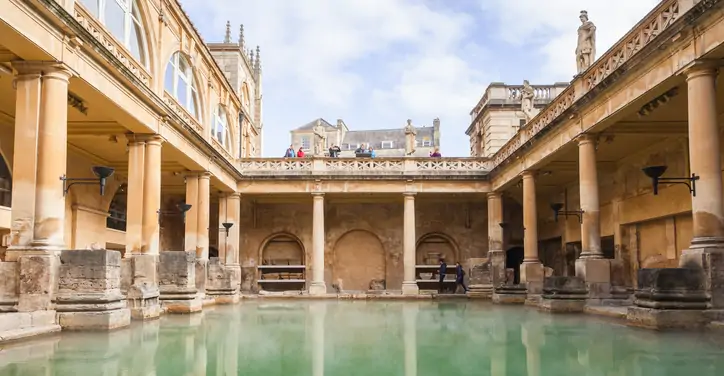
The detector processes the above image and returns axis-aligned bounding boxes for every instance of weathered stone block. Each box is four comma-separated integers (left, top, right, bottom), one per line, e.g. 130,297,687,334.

55,249,130,331
492,284,527,304
679,247,724,309
159,251,201,313
488,251,506,286
468,259,491,286
539,276,588,313
120,258,133,294
633,268,708,310
576,258,612,300
127,254,161,320
627,306,708,330
195,259,207,298
0,261,19,312
17,254,58,312
520,262,544,296
206,258,240,304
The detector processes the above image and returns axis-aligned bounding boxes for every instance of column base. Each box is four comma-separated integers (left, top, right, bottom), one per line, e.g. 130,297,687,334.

159,251,202,314
308,282,327,296
492,284,527,304
127,254,161,320
206,259,241,305
539,276,588,313
162,296,203,314
57,309,131,331
520,261,544,297
679,245,724,309
195,259,208,301
575,258,611,300
401,281,419,296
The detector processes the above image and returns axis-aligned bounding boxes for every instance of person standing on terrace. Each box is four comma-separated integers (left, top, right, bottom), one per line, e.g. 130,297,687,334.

284,145,295,157
430,148,442,157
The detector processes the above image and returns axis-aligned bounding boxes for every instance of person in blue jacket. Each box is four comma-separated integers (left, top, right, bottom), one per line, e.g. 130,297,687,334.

438,258,447,293
455,262,468,293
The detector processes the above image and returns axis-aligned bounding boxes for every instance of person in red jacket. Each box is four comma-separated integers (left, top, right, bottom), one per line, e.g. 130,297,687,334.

297,147,305,158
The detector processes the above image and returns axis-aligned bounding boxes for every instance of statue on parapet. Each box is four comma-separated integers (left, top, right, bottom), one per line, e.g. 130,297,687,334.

312,119,327,156
404,119,417,156
521,80,539,122
576,10,596,75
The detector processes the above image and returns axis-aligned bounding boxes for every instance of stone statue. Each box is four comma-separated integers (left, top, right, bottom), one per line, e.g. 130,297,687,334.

521,80,539,122
312,119,326,156
576,10,597,75
404,119,417,156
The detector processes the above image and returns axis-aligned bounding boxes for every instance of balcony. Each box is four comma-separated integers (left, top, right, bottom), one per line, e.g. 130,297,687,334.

238,157,492,180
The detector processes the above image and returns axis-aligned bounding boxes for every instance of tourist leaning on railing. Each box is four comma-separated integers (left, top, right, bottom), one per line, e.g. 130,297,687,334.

284,145,296,158
430,148,442,157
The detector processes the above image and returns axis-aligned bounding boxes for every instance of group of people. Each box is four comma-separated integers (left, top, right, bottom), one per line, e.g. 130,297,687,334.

283,144,442,158
438,259,468,294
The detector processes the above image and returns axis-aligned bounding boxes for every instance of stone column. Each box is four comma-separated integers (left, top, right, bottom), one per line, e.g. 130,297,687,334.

128,135,163,320
141,135,163,255
217,195,228,262
125,138,145,255
575,134,611,300
195,172,211,301
488,192,506,285
184,174,199,253
402,193,419,295
680,63,724,309
309,193,327,295
225,193,241,267
521,171,544,298
32,66,73,250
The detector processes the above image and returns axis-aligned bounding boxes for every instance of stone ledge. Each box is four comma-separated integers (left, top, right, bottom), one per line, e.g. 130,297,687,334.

0,324,61,344
57,309,130,331
627,306,709,330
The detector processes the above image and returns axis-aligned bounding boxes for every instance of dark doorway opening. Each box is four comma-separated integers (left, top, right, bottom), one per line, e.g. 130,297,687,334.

505,246,524,284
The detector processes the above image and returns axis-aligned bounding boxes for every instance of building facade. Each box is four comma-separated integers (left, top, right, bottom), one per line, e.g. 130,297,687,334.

2,0,724,340
289,118,441,157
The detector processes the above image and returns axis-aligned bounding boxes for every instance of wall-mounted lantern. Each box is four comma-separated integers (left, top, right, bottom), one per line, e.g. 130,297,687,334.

642,165,699,197
60,166,115,196
550,203,584,224
157,203,193,225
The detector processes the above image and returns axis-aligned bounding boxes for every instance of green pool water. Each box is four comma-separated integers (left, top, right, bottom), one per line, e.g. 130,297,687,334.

1,301,723,375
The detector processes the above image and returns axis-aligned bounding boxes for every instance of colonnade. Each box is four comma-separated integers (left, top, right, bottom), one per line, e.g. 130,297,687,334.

489,62,724,303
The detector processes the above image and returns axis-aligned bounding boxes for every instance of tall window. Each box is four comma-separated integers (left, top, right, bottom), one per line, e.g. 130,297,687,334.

165,52,199,119
301,137,310,151
381,141,394,149
79,0,147,65
213,106,231,149
238,113,245,158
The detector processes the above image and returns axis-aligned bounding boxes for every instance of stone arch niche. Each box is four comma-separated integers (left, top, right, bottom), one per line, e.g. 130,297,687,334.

259,233,306,292
106,183,127,231
416,233,458,265
0,152,11,207
332,230,386,292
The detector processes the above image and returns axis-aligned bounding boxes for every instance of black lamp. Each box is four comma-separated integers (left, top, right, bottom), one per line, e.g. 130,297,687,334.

221,222,234,235
157,202,193,225
550,202,584,224
642,165,699,196
60,166,115,196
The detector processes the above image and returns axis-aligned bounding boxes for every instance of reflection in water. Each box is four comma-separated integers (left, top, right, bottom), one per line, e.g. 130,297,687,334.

1,301,724,375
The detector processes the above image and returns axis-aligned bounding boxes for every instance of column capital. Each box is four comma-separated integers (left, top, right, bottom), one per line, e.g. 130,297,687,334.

684,60,719,81
487,192,502,200
127,133,165,145
227,192,241,199
312,192,325,198
521,170,537,179
403,192,416,198
575,133,598,146
11,61,75,80
198,171,212,180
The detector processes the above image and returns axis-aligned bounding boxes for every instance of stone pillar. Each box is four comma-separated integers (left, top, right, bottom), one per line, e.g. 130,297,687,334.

575,134,611,300
195,172,211,301
521,171,544,299
141,136,163,254
184,174,199,253
127,135,163,320
124,138,145,256
217,196,228,262
488,192,506,285
309,193,327,295
207,194,240,304
226,193,242,295
158,251,201,313
680,63,724,309
402,193,419,295
402,304,418,376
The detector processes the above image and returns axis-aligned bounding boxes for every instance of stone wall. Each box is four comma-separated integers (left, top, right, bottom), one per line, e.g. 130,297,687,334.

239,198,488,291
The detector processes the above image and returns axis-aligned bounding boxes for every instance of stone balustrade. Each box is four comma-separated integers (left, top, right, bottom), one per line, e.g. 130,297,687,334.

238,157,492,179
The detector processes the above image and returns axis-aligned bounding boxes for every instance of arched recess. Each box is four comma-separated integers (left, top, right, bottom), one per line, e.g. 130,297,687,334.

77,0,153,69
415,232,459,264
106,183,127,231
259,233,305,266
0,151,11,207
332,230,386,291
164,51,203,122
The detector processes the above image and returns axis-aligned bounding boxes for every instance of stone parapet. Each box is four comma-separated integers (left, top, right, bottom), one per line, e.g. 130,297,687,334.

55,249,130,330
627,268,710,329
206,258,240,304
158,251,202,313
539,276,588,313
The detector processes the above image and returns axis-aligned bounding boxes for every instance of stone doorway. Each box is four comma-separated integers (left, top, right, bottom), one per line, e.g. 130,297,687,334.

505,246,524,284
332,230,386,292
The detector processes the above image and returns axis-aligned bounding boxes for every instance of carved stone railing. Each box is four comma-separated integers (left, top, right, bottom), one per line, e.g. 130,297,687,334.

470,83,567,120
163,92,204,134
491,0,685,170
73,3,151,87
238,157,492,178
506,86,555,101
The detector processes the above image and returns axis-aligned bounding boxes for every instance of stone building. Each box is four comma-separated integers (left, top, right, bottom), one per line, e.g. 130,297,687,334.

289,118,441,157
2,0,724,341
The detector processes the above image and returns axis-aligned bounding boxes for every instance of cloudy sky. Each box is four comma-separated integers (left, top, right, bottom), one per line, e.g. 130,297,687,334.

179,0,659,157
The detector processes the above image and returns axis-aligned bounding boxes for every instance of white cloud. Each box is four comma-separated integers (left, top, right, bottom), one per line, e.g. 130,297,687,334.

180,0,662,156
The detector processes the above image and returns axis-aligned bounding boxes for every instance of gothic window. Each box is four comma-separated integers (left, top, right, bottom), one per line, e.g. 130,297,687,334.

165,52,200,119
212,105,231,150
79,0,148,66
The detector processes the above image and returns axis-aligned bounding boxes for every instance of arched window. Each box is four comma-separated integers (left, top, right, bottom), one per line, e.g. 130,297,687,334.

165,52,199,119
79,0,148,66
212,106,231,149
